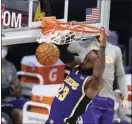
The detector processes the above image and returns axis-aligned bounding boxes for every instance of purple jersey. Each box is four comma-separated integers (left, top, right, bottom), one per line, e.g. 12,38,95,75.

46,68,92,124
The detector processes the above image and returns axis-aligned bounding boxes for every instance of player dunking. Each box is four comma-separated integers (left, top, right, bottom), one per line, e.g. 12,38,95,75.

45,29,106,124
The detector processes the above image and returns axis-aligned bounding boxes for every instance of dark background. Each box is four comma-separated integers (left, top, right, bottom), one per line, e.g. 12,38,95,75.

110,0,132,59
6,0,132,70
42,0,97,21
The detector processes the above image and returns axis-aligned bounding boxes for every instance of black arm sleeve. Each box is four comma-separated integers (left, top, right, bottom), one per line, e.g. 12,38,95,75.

55,44,75,63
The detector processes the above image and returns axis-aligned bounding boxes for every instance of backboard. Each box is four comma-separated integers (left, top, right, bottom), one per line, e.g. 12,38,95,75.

2,0,111,45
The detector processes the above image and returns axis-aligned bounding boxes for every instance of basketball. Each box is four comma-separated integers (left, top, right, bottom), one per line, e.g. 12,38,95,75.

35,43,60,66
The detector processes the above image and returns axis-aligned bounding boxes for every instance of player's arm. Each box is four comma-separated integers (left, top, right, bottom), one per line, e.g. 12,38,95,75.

55,44,81,68
92,29,106,81
93,46,105,78
115,47,128,99
85,46,105,99
85,30,106,99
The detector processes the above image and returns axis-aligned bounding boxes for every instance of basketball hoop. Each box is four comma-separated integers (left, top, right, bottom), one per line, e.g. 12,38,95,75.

37,17,103,45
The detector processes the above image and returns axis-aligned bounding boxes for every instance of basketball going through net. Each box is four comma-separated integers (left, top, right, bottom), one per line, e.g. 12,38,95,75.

37,17,103,45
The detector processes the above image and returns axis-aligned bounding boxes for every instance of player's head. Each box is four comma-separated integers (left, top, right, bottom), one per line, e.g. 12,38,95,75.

81,50,98,69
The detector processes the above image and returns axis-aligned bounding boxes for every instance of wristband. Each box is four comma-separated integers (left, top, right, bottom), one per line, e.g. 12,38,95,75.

100,45,106,48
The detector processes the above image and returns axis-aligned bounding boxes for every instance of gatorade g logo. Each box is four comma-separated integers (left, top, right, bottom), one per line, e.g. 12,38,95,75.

49,68,58,82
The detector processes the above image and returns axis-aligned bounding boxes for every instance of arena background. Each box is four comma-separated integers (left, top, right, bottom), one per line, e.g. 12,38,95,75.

3,0,131,71
1,0,132,123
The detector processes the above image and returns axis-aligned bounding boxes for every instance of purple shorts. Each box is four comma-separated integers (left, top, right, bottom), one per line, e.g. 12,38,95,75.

81,96,114,124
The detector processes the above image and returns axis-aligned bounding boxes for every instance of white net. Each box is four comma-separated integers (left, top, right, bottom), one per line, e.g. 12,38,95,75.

37,23,101,45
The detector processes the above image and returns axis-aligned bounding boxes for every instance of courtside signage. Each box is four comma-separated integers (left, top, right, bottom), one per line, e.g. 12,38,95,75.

1,4,22,28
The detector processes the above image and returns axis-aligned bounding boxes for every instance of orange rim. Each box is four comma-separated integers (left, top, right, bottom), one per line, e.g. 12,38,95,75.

42,17,102,35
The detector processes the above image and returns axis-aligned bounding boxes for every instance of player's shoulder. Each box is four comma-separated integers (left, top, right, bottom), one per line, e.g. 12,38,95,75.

107,43,121,51
7,61,15,67
4,60,16,69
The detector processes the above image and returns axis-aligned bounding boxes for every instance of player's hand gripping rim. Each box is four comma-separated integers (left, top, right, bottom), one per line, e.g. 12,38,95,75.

99,28,107,48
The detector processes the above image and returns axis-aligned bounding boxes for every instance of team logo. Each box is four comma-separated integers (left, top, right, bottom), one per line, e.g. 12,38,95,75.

80,75,85,80
50,119,54,123
105,56,113,64
76,116,83,124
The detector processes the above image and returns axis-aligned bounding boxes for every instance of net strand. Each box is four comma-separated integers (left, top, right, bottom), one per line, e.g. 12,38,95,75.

37,22,101,45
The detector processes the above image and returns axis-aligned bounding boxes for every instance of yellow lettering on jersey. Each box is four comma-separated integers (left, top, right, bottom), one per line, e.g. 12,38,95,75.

72,83,79,90
56,84,69,101
64,76,89,123
64,77,79,90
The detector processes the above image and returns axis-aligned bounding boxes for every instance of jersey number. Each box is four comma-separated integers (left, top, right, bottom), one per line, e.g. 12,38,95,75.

56,84,69,101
